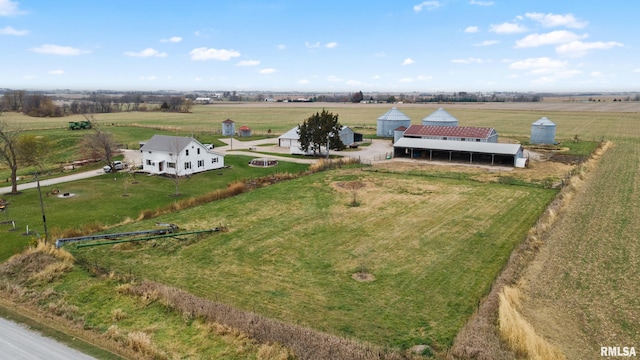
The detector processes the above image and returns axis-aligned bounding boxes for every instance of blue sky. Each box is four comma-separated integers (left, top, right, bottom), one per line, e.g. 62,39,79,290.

1,0,638,92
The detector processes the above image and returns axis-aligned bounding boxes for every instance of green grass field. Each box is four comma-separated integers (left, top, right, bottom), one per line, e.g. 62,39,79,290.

68,168,556,351
1,103,638,358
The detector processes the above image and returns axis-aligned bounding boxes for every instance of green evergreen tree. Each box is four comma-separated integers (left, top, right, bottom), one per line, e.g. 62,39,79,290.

297,109,344,155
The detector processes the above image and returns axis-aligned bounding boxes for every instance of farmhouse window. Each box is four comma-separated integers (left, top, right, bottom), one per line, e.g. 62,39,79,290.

146,159,152,165
167,162,176,169
197,148,200,155
197,160,204,167
184,162,191,169
212,158,218,163
185,149,189,156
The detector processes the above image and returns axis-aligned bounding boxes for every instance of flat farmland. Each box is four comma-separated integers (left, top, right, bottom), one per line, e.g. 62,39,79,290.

70,167,556,352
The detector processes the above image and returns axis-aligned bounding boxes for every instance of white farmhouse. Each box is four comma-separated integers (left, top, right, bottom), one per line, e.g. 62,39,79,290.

140,135,224,176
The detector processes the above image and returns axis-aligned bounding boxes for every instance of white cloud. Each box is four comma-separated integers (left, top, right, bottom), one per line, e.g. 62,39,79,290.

30,44,89,56
160,36,182,43
298,79,310,84
328,75,343,82
190,47,240,61
259,68,276,75
0,25,27,35
236,60,260,66
277,44,286,50
515,30,587,48
325,42,338,49
464,26,479,33
590,71,602,77
0,0,24,16
22,74,36,80
525,12,587,29
139,76,157,81
402,58,415,66
413,1,440,12
305,41,320,48
490,22,527,34
49,69,64,75
452,57,485,64
510,57,568,74
556,40,623,57
469,0,494,6
124,48,168,58
474,40,499,46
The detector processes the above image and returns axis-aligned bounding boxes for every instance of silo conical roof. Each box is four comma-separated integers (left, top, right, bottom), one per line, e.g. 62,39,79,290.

377,107,411,121
532,117,555,126
422,107,458,125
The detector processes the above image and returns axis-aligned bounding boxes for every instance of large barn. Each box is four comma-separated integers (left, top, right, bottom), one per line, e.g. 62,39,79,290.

393,137,525,167
402,125,498,143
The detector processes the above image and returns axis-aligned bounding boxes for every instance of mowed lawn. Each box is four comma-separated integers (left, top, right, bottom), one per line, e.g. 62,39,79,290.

71,168,556,350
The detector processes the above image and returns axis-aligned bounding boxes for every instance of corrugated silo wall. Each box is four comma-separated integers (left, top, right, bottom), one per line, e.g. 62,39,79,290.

530,125,556,144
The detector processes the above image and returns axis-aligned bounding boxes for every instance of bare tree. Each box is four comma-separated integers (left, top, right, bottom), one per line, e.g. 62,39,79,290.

16,134,52,174
79,121,118,171
0,111,21,194
344,180,365,207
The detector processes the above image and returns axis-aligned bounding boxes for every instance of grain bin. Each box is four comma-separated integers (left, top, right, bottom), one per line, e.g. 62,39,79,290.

421,108,458,127
377,107,411,137
530,117,556,144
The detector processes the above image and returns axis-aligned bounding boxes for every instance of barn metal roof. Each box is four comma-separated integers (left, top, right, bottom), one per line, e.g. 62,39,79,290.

394,137,522,156
377,107,411,121
403,125,495,139
421,108,459,123
532,117,555,126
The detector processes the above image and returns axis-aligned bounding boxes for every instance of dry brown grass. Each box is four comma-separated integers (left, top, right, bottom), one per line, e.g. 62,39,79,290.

498,286,565,360
449,141,610,360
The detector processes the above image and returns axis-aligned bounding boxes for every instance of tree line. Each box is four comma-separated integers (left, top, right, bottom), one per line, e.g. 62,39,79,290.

1,90,193,117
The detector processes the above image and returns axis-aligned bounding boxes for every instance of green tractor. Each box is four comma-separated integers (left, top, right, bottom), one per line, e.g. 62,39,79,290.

68,120,92,130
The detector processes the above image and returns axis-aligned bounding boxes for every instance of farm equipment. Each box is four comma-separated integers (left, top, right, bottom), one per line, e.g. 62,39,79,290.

68,120,92,130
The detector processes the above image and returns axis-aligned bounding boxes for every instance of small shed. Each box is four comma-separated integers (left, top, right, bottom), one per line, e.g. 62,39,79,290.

222,119,235,136
377,107,411,137
530,117,556,144
238,125,252,137
422,108,459,127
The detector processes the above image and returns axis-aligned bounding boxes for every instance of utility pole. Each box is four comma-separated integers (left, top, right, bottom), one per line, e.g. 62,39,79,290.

34,172,48,241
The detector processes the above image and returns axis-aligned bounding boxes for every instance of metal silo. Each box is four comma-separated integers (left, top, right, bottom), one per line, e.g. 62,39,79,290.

421,108,459,127
530,117,556,144
377,107,411,137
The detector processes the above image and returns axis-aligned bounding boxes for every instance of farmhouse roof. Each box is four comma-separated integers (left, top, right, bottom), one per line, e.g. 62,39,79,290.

394,137,522,156
378,107,411,121
532,117,555,126
403,124,495,139
140,135,201,154
422,108,458,123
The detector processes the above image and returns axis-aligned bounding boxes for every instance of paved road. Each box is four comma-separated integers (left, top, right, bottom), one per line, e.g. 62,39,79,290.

0,170,106,195
0,317,95,360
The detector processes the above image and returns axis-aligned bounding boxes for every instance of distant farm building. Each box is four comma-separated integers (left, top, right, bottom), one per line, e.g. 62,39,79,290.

238,125,252,137
402,125,498,143
194,97,212,104
421,108,459,127
222,119,235,136
530,117,556,144
377,107,411,137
